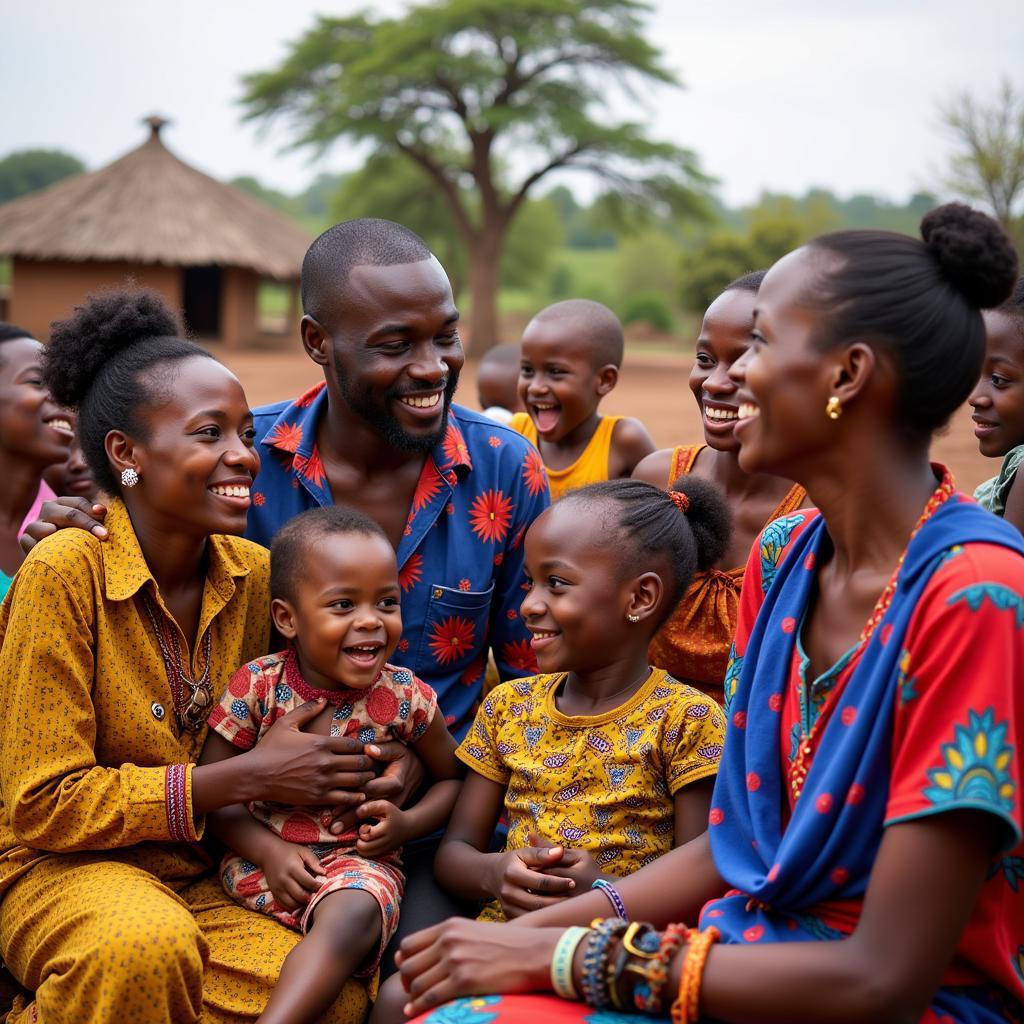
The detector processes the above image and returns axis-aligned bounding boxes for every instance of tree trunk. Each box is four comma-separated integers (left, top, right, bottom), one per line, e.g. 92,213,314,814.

465,224,506,356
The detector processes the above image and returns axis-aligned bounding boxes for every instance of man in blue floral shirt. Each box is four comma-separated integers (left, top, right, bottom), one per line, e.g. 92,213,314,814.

247,219,548,740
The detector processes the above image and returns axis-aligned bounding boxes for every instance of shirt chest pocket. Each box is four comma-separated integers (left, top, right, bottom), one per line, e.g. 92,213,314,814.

414,582,495,675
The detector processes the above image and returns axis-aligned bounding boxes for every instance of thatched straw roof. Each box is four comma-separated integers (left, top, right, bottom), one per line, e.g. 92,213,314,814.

0,117,311,280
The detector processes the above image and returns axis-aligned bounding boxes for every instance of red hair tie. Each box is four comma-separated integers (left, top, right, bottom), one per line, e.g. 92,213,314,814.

669,490,690,514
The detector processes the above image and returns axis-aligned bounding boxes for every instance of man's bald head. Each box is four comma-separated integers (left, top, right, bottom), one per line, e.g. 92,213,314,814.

301,218,436,325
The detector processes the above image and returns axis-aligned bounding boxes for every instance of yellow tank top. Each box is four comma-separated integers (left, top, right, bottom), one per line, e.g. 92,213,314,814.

509,413,622,501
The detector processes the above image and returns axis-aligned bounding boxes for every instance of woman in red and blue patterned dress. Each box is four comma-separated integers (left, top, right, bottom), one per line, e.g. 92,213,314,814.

391,204,1024,1024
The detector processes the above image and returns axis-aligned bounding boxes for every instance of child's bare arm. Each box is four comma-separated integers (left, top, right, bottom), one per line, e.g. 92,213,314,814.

199,729,326,912
673,776,715,846
609,417,657,479
199,731,295,864
433,769,508,900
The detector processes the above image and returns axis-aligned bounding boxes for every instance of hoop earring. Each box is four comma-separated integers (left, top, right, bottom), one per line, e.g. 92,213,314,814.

626,613,640,623
121,467,140,488
825,396,842,421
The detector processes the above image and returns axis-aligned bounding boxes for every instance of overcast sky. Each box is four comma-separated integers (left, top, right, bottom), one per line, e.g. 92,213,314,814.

3,0,1022,207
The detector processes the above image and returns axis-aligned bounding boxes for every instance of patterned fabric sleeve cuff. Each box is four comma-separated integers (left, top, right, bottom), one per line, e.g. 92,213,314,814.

165,763,203,842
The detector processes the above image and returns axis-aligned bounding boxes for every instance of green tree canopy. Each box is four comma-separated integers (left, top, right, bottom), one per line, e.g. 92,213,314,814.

0,149,85,204
241,0,709,352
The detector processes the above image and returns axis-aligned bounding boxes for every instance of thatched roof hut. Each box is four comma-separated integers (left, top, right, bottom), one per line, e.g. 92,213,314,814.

0,117,312,348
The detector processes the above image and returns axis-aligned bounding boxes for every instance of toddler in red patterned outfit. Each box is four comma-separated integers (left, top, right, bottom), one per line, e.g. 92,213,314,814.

200,505,462,1024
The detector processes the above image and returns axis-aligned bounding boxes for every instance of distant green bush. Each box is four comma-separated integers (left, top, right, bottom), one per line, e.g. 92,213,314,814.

622,292,673,332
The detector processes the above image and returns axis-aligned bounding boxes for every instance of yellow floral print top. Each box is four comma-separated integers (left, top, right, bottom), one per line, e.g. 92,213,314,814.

456,668,724,892
0,499,270,897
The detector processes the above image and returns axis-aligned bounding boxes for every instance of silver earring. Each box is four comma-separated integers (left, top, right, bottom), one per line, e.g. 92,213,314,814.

626,613,640,623
121,467,140,488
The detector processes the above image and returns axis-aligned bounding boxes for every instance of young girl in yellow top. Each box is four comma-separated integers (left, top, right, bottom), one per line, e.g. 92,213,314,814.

433,477,729,928
511,300,655,499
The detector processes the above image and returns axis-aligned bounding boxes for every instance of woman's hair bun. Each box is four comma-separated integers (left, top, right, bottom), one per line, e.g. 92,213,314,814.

44,289,181,409
668,475,731,572
920,202,1018,309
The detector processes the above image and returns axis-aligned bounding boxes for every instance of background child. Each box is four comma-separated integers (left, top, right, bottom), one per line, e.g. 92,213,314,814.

511,299,655,499
971,275,1024,532
42,409,97,502
200,506,462,1024
476,341,523,424
435,477,730,923
634,271,806,706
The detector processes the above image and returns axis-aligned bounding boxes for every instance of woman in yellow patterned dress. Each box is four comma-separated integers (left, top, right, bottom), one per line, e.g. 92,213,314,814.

0,291,375,1024
634,272,806,706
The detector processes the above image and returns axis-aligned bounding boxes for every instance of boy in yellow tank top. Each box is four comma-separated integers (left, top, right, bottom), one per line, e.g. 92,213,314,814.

510,299,655,500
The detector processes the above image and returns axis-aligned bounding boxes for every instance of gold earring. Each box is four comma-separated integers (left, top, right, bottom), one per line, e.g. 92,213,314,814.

626,613,640,623
825,396,842,420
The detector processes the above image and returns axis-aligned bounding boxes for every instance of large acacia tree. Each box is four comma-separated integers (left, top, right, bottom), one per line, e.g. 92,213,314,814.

241,0,707,352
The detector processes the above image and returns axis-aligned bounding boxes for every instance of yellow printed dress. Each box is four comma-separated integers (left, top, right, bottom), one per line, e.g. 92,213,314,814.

455,668,724,920
0,500,371,1024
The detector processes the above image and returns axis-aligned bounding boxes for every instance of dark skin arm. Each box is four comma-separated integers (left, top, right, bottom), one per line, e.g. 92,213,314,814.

354,710,463,858
607,417,657,480
396,811,998,1022
1002,467,1024,534
631,448,674,488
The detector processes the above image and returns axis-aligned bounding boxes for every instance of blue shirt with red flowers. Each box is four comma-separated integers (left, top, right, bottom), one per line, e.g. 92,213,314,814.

247,382,550,739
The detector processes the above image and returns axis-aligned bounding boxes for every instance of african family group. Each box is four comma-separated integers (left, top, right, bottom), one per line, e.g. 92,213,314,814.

0,204,1021,1024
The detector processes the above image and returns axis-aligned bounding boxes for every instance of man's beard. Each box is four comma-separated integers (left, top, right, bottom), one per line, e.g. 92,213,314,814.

337,370,460,453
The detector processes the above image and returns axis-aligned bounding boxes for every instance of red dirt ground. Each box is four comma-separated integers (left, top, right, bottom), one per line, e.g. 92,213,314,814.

218,343,993,495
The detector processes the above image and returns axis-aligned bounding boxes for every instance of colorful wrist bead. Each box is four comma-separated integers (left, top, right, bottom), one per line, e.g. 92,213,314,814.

592,878,628,920
580,917,628,1009
671,926,720,1024
631,922,689,1013
550,926,589,1000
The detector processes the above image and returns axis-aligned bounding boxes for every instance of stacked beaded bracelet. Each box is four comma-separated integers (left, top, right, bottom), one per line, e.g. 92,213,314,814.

671,926,720,1024
608,922,660,1011
630,922,689,1013
592,878,629,920
550,926,590,1000
580,917,629,1009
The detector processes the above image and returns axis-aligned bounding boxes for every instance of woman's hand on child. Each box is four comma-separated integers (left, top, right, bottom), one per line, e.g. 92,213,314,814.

326,741,424,835
492,846,576,918
261,842,328,913
355,799,410,857
247,699,377,808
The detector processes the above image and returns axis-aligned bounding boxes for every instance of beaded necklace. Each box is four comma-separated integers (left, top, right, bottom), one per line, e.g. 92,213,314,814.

789,473,954,801
141,591,214,732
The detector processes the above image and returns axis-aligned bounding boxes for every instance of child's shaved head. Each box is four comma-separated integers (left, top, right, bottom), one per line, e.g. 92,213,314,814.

529,300,624,369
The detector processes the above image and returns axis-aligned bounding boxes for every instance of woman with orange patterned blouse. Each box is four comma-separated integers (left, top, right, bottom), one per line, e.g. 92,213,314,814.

0,291,377,1024
633,273,806,704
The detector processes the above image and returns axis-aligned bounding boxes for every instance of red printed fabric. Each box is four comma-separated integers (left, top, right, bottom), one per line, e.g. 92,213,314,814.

731,504,1024,1005
221,846,403,973
208,651,437,845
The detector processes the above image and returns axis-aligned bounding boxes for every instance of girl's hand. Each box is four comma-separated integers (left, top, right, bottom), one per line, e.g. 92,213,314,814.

260,842,327,913
245,700,377,807
542,847,604,890
355,799,410,858
396,919,560,1016
492,846,576,918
